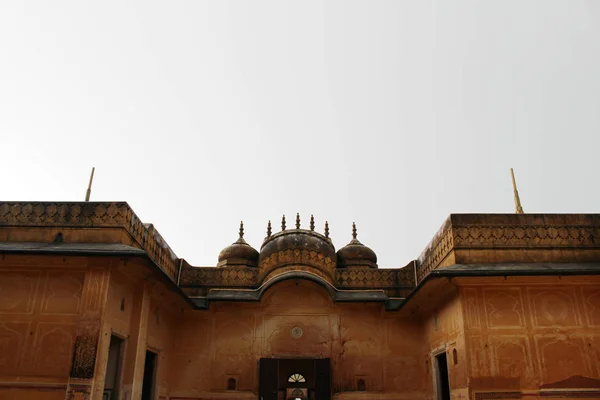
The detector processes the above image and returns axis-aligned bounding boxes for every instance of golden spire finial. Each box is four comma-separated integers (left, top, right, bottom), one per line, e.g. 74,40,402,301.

266,220,272,237
511,168,524,214
85,167,95,202
296,213,301,229
281,215,286,231
239,221,244,239
352,222,357,240
324,221,330,238
310,215,315,231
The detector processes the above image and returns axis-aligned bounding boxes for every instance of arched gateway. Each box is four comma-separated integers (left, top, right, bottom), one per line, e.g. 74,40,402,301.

191,215,404,400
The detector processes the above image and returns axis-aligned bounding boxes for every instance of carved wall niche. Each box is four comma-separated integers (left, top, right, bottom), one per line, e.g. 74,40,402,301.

581,287,600,327
535,336,590,384
0,322,29,375
32,322,77,377
209,354,255,392
41,271,84,315
483,288,526,329
462,287,482,330
489,335,535,386
0,271,39,314
527,288,580,328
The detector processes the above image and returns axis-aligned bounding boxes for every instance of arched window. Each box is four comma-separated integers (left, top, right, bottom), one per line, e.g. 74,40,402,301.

288,373,306,383
227,377,236,390
453,348,458,365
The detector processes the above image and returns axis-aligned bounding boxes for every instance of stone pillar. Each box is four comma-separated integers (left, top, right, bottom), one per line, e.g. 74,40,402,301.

66,266,111,400
121,281,151,400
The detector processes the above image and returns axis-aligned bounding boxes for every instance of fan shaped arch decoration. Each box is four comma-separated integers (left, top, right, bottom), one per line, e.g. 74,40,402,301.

288,373,306,383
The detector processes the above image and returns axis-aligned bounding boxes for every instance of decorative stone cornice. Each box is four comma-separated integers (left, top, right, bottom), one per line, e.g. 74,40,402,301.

0,202,180,282
416,214,600,284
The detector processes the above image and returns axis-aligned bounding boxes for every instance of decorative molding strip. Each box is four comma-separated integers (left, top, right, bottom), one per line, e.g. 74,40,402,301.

474,392,521,399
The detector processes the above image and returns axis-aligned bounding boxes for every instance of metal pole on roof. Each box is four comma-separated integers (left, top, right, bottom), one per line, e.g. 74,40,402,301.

510,168,524,214
85,167,95,202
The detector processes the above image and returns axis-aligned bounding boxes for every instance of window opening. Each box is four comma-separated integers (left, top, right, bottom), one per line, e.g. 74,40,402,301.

288,373,306,383
356,378,366,391
227,377,236,390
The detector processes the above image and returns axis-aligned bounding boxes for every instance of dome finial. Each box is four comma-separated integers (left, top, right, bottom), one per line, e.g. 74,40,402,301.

352,222,357,240
267,220,272,237
296,213,301,229
281,215,286,231
239,221,244,239
325,221,330,238
310,215,315,231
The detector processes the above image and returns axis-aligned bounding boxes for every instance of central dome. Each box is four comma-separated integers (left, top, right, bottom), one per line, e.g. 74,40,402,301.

258,214,337,277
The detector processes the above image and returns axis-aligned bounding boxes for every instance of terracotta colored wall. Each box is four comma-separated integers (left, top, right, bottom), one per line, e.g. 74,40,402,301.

423,292,469,400
0,258,86,399
459,277,600,399
103,267,180,400
167,279,427,400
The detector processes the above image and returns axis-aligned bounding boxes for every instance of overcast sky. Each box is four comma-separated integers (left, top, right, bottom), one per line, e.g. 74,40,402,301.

1,1,599,267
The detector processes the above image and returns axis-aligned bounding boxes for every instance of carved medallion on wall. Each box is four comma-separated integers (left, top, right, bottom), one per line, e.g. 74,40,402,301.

529,288,579,328
291,326,303,339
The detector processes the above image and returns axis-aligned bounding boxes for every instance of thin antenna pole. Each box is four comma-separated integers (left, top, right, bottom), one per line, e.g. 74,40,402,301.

85,167,95,202
510,168,524,214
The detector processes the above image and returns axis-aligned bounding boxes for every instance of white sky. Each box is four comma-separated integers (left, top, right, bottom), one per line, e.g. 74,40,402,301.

1,1,599,267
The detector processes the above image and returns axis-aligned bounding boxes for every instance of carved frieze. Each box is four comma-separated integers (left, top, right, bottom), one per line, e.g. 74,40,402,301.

179,266,258,287
0,202,179,282
259,248,336,280
417,215,600,283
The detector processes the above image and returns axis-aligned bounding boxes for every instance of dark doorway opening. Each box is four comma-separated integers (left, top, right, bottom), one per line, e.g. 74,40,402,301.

141,350,157,400
103,335,124,400
435,352,450,400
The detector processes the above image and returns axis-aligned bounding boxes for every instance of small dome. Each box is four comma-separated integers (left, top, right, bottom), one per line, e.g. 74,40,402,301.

258,214,337,276
218,222,259,267
336,223,377,268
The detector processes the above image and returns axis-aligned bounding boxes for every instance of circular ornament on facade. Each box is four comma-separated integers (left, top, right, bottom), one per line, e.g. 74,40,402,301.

291,326,303,339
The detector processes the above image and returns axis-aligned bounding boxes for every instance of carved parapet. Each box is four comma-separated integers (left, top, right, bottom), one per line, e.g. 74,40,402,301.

0,202,180,282
416,214,600,283
179,265,259,287
335,263,416,289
